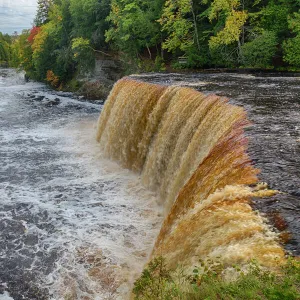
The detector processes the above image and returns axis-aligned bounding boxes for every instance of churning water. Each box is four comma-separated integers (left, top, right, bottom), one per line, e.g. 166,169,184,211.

0,69,162,299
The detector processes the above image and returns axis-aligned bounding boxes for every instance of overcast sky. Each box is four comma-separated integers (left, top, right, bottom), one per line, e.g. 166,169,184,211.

0,0,37,34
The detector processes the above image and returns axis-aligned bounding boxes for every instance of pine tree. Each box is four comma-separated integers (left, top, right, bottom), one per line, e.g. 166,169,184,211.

34,0,53,26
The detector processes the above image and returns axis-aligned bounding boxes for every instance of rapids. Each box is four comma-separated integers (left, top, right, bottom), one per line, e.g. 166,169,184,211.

0,69,162,299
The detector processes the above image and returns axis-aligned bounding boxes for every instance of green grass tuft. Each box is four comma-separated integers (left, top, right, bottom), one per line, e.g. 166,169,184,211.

133,257,300,300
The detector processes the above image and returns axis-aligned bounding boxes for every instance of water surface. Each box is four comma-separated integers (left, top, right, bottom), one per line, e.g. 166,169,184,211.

0,69,161,300
131,72,300,255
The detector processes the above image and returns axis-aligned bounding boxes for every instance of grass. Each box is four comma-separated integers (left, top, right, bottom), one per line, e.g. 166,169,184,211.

133,256,300,300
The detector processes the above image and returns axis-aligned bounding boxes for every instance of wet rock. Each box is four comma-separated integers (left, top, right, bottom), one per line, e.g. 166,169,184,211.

45,98,60,107
24,234,39,246
291,190,300,197
34,96,45,101
54,193,63,198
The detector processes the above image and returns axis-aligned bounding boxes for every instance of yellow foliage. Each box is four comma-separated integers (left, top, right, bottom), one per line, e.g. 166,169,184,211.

209,10,248,48
31,27,48,53
209,0,240,21
46,70,60,87
31,5,63,55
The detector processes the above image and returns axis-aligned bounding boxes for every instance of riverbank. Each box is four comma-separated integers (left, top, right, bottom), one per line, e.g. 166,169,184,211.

47,66,300,101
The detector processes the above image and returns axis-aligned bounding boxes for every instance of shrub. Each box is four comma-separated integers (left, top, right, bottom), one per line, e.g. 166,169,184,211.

133,257,300,300
283,36,300,67
241,31,278,68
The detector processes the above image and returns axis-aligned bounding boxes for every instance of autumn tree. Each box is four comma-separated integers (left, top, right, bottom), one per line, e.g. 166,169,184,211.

8,0,300,78
207,0,248,65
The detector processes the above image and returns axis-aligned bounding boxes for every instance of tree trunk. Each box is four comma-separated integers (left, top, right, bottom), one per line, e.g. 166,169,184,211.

190,0,201,53
146,44,152,60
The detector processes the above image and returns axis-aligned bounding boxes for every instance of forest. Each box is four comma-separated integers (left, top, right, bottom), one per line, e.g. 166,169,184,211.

1,0,300,87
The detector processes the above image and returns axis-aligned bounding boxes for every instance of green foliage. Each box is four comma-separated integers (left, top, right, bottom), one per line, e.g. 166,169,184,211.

283,36,300,67
71,37,95,72
106,0,164,58
9,30,34,74
241,31,278,68
0,32,11,63
209,10,248,48
257,2,290,37
133,257,178,299
287,11,300,34
133,257,300,300
69,0,111,48
283,11,300,67
6,0,300,80
31,5,65,81
159,0,194,53
0,41,10,62
210,43,240,67
34,0,53,26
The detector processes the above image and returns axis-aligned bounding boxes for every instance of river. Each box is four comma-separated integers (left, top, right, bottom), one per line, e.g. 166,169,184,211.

132,72,300,253
0,69,299,299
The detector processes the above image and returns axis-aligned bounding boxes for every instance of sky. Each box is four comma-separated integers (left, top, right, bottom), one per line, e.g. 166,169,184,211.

0,0,37,34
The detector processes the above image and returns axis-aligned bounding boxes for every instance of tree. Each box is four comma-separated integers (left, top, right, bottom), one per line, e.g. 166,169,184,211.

32,4,71,82
0,32,11,63
105,0,164,58
9,30,34,73
283,11,300,67
71,37,95,71
159,0,195,54
208,0,248,64
241,30,278,68
35,0,53,26
70,0,111,48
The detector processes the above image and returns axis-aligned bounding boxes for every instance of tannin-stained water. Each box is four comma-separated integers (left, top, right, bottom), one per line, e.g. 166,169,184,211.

0,69,162,299
96,78,285,270
131,72,300,256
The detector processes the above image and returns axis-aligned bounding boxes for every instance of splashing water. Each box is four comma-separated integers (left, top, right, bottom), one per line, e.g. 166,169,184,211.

0,69,162,299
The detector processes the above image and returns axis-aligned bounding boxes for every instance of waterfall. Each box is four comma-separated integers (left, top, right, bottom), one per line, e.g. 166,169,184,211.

96,78,284,269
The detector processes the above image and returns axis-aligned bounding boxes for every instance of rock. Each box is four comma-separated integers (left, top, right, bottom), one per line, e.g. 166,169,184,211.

34,96,45,101
54,193,63,199
45,98,60,107
291,190,300,197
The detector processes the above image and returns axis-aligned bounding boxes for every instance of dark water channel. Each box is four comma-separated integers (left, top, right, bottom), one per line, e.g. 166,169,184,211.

131,72,300,255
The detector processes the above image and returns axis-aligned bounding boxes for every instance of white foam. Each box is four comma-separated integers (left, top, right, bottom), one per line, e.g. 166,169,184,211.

0,292,14,300
0,70,162,299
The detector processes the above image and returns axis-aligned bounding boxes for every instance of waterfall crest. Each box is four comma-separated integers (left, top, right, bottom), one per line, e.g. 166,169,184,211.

96,78,284,268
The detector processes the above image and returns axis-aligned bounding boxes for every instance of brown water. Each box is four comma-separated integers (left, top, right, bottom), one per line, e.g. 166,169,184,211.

96,78,286,270
130,72,300,256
